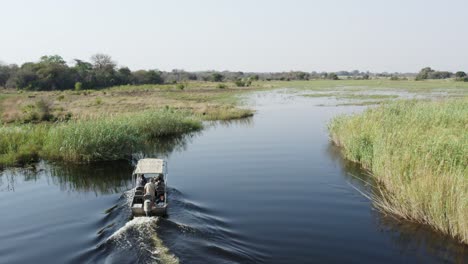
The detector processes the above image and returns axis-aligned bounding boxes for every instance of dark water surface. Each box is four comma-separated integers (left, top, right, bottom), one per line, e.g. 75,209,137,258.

0,91,466,264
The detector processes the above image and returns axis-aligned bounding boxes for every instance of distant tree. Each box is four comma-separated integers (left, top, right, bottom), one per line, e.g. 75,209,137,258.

6,62,40,89
36,55,74,90
146,70,164,84
415,67,434,80
91,54,115,70
429,71,452,79
455,71,467,78
132,70,163,85
117,67,133,85
212,73,224,82
296,72,308,80
72,59,94,88
0,64,18,87
90,54,117,87
327,73,339,80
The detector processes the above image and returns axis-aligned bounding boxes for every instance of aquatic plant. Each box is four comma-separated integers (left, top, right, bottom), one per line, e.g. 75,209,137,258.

329,98,468,244
43,110,202,163
0,110,202,166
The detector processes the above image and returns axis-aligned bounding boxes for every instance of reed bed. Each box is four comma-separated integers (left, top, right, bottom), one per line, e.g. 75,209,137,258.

0,110,201,166
329,98,468,243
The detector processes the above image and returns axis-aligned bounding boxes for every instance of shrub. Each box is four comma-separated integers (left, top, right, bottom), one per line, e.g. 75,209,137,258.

176,83,185,90
217,84,227,89
21,99,54,123
235,79,245,87
75,82,82,91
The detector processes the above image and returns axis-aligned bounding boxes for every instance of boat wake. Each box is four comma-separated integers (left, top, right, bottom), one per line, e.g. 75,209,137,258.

75,190,178,264
100,217,178,264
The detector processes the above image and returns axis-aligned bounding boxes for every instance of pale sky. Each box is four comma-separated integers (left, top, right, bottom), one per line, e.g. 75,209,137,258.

1,0,467,72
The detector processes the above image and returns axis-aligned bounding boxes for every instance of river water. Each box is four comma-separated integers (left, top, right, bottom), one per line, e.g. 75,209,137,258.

0,90,466,264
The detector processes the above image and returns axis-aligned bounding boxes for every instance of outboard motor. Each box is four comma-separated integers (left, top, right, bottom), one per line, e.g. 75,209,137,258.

143,194,152,217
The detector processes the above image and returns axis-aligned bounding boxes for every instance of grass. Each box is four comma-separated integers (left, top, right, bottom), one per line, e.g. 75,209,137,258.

269,79,468,92
0,124,48,167
0,110,201,166
328,98,468,244
0,82,260,123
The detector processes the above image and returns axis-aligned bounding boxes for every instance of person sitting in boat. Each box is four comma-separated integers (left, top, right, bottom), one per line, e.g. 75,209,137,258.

156,194,165,205
156,178,165,197
156,174,164,183
144,178,156,201
136,174,147,188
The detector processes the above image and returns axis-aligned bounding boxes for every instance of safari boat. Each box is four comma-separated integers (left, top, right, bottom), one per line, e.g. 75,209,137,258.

131,158,168,216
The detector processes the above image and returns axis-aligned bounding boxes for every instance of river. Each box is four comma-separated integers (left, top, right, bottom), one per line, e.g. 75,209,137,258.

0,90,466,263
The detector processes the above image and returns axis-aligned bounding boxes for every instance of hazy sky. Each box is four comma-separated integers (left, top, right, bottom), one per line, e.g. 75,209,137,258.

1,0,467,72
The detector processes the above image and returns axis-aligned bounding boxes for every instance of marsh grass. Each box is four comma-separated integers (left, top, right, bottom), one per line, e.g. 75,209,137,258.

0,110,202,166
329,99,468,243
0,125,48,167
198,106,254,121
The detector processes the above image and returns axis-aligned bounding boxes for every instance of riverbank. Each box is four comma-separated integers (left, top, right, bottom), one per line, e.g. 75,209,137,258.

328,98,468,244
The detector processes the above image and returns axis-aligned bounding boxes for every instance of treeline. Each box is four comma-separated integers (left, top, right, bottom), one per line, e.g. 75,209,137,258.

1,54,467,91
415,67,468,81
0,54,164,91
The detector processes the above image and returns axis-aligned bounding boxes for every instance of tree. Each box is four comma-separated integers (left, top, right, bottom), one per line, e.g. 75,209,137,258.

36,55,74,90
7,63,39,89
117,67,133,85
212,73,224,82
72,59,94,88
132,70,164,85
327,73,339,80
455,71,467,78
90,54,117,87
90,54,115,70
415,67,434,80
0,64,18,87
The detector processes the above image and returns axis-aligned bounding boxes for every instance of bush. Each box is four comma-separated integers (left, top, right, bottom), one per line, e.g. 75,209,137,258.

212,73,224,82
235,79,245,87
217,84,227,89
234,78,252,87
75,82,82,91
21,99,54,123
176,83,185,90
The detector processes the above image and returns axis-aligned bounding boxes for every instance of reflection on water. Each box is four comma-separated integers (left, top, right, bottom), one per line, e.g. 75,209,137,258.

0,133,196,195
133,132,200,161
210,116,255,128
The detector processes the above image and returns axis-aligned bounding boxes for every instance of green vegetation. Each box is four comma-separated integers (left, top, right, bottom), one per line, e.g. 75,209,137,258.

0,110,201,167
415,67,453,81
329,99,468,243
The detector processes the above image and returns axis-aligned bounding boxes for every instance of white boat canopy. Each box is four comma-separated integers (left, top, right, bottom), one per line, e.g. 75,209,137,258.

134,158,165,174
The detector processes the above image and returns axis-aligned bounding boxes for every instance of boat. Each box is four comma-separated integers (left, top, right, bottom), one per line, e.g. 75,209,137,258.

131,158,168,216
